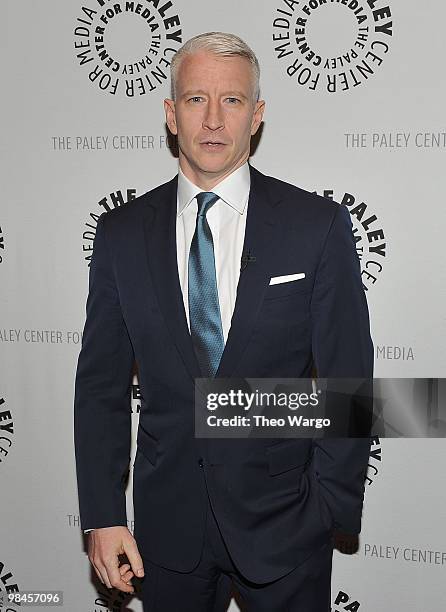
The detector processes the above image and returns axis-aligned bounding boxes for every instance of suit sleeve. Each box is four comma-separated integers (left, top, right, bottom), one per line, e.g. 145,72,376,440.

74,212,135,531
310,203,374,535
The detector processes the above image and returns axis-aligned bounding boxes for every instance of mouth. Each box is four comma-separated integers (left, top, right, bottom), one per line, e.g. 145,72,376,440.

199,140,227,151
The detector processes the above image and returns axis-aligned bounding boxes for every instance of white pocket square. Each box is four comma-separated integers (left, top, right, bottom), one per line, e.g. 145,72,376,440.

269,273,306,285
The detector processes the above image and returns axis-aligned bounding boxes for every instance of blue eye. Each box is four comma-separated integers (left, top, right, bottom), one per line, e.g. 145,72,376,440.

226,97,239,104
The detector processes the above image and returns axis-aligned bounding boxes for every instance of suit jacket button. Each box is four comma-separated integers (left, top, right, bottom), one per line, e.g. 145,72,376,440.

198,458,204,468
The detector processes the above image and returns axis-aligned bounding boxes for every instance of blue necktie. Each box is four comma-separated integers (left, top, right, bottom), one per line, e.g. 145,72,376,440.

188,192,225,378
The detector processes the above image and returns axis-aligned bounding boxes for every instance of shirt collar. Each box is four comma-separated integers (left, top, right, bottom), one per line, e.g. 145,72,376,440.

177,162,250,216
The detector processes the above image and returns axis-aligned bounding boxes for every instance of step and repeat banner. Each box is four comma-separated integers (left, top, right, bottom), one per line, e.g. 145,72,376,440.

1,1,445,610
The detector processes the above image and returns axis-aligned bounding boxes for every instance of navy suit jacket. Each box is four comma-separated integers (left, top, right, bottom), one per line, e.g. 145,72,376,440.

74,163,374,583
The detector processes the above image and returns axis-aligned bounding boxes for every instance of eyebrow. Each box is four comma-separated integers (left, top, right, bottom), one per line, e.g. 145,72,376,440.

181,90,248,100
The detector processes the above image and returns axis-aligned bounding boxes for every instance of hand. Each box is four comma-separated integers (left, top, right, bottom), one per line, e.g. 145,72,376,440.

88,526,144,593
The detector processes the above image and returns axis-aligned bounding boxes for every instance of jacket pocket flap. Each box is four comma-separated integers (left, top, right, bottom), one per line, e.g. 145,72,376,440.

265,440,310,476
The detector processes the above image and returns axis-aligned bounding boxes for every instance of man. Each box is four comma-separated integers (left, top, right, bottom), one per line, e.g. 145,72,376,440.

74,32,373,611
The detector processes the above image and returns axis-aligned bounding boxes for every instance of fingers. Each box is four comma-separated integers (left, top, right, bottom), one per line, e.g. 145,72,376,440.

105,557,135,593
91,555,134,592
119,563,131,576
123,537,145,579
92,561,113,589
87,527,139,593
119,563,135,585
92,560,134,591
89,533,113,589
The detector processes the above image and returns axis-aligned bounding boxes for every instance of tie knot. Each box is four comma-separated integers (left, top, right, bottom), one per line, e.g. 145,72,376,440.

196,192,219,217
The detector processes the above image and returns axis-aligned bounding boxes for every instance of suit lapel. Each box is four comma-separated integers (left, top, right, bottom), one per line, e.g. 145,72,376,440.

215,165,279,377
142,165,280,382
142,176,203,381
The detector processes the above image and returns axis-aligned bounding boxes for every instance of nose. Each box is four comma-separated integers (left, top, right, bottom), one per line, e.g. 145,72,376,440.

202,99,224,131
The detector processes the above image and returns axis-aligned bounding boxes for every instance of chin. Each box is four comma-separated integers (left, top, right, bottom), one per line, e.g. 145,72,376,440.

194,147,231,164
198,159,231,174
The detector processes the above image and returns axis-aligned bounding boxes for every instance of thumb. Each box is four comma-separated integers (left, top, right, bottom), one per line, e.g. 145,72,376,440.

123,536,145,578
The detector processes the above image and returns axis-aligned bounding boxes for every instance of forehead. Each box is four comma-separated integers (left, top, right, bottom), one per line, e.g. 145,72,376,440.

176,50,253,94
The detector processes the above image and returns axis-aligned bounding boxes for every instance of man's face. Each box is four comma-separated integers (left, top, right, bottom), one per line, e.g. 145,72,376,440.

164,50,265,188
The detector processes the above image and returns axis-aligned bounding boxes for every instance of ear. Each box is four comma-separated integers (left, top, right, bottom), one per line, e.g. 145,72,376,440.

164,98,178,135
251,100,265,136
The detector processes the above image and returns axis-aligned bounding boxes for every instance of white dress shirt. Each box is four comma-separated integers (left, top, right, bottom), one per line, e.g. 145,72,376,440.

176,161,250,343
84,162,250,533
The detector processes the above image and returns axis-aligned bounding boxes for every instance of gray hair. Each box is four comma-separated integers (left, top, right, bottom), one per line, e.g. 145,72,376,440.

170,31,260,102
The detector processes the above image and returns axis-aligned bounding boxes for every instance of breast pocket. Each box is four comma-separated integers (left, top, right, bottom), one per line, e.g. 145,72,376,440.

260,283,312,324
264,274,312,301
